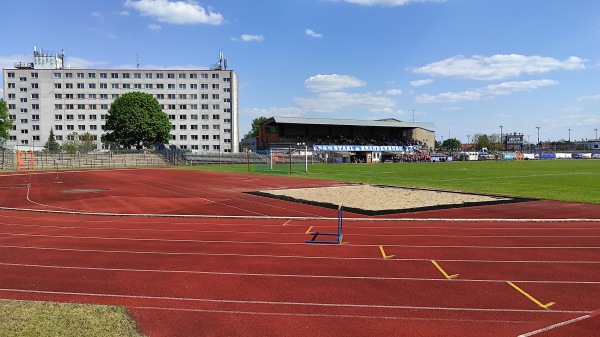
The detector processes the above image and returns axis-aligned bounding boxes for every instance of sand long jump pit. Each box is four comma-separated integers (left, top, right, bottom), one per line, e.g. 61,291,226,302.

250,184,532,215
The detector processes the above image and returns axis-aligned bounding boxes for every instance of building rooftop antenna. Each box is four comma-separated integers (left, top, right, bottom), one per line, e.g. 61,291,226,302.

136,54,139,69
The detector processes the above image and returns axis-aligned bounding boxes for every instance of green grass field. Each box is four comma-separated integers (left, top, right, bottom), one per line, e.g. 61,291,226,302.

0,300,145,337
183,160,600,204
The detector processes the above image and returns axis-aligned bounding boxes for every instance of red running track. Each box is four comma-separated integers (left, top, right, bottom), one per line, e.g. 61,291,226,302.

0,168,598,337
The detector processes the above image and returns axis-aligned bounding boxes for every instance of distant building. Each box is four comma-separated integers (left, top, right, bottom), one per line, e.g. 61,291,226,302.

257,116,435,162
2,47,239,152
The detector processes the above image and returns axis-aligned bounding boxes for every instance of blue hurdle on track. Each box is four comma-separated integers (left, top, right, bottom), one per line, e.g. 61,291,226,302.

305,203,343,244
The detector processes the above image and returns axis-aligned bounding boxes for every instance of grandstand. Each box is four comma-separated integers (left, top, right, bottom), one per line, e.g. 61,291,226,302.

257,117,435,163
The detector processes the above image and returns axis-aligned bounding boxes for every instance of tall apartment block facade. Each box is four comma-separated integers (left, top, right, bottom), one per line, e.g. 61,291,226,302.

2,47,239,153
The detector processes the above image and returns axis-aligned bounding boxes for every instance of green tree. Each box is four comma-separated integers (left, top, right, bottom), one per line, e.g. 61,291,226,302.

79,132,97,153
101,92,171,150
63,132,80,153
45,129,61,152
442,138,461,151
243,116,268,139
0,99,14,142
473,133,492,151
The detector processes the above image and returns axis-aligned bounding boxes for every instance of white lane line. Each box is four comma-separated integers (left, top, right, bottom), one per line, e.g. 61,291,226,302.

2,244,600,264
517,315,592,337
128,306,531,323
0,288,590,315
2,262,600,284
0,204,598,222
2,222,599,238
2,232,600,249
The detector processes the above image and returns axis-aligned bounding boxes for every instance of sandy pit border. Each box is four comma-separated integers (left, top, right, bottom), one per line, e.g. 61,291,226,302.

249,184,532,216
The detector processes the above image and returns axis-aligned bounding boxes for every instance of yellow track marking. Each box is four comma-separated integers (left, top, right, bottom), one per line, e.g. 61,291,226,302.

282,220,291,226
379,246,395,259
305,226,314,234
507,281,555,310
431,260,459,279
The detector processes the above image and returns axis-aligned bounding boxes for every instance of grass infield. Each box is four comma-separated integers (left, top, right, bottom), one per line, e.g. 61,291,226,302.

183,159,600,204
0,300,145,337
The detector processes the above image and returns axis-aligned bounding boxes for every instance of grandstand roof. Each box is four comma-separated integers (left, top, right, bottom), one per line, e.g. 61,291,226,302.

265,116,435,130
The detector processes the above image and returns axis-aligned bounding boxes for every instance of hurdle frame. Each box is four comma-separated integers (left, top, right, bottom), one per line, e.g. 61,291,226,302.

305,203,344,244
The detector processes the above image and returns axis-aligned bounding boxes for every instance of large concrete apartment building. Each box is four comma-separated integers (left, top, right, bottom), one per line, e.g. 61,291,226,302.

2,47,239,153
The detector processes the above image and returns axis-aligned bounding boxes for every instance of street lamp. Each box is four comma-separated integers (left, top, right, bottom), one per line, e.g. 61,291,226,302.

467,135,471,150
568,128,571,142
536,126,541,145
595,128,598,140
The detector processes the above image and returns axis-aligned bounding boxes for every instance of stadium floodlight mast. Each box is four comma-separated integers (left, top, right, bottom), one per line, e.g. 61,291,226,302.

467,135,471,149
499,125,503,150
536,126,541,144
595,128,598,140
297,142,308,173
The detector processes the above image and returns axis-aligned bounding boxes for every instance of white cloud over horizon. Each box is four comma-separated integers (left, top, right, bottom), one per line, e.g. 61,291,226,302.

410,79,433,86
416,79,558,103
413,54,585,80
295,91,396,113
305,74,365,92
124,0,224,25
344,0,445,7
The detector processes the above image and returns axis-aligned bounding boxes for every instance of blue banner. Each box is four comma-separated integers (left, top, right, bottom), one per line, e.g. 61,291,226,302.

312,145,418,152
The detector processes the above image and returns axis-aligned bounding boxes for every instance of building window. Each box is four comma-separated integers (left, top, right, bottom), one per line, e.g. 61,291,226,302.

179,84,186,89
112,83,119,89
212,114,220,119
145,84,153,89
88,73,96,78
100,73,107,78
145,73,152,79
66,114,74,120
122,73,130,79
111,73,119,78
201,84,208,89
77,83,84,89
78,114,85,120
89,83,96,89
122,84,130,89
31,83,39,89
54,83,62,89
213,125,220,130
178,73,186,79
212,73,219,79
77,72,84,78
202,135,209,140
134,73,141,79
78,94,86,99
89,94,97,99
212,84,219,89
53,73,61,79
65,73,72,78
100,83,108,89
156,73,164,79
134,84,142,89
55,125,63,130
67,125,74,131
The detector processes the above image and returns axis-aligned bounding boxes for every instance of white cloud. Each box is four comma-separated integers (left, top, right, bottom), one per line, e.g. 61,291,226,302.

305,29,323,38
413,54,585,80
386,89,403,95
148,24,162,31
64,57,107,69
305,74,365,92
577,94,600,101
120,11,130,16
344,0,444,7
481,79,558,95
91,11,102,17
239,34,264,42
416,79,558,103
124,0,224,25
416,91,483,103
410,79,433,86
295,92,395,113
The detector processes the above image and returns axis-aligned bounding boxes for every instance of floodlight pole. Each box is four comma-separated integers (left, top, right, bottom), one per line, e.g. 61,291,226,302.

289,144,292,174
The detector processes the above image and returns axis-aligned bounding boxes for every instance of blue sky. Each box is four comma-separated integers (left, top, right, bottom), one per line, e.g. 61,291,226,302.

2,0,600,143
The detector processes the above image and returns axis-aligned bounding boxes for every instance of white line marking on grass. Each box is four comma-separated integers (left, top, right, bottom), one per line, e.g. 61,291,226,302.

2,262,600,284
517,315,592,337
0,288,590,315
